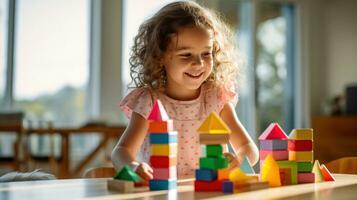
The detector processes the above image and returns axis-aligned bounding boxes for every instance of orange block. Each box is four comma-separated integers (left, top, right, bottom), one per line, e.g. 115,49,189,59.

217,169,230,180
148,120,174,133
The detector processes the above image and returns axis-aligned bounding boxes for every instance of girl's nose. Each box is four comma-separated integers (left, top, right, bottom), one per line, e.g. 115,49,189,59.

193,55,203,67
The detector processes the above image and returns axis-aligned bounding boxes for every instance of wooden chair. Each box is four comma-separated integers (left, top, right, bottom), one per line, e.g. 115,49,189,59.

325,157,357,174
83,167,116,178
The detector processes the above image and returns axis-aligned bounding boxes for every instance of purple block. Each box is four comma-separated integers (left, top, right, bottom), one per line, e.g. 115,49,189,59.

222,181,234,193
260,140,288,150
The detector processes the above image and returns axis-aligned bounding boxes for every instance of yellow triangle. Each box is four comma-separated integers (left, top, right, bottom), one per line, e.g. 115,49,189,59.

197,112,231,134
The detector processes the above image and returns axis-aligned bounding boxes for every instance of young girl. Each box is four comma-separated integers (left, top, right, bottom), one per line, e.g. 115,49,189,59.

112,1,259,182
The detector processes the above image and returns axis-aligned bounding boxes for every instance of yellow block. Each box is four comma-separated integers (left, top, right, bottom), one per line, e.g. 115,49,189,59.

289,129,313,140
217,169,230,180
289,151,313,162
261,155,281,187
151,144,177,156
197,112,231,134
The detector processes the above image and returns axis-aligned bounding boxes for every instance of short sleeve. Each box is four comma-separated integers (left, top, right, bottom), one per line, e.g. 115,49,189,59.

216,86,238,112
118,87,154,119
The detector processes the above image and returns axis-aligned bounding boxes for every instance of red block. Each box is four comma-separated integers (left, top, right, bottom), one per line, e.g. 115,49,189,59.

288,140,313,151
148,120,174,133
150,156,177,168
320,164,335,181
194,180,223,192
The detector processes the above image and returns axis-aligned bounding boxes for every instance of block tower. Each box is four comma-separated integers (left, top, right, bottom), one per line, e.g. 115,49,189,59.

148,100,177,190
289,129,315,183
194,112,232,192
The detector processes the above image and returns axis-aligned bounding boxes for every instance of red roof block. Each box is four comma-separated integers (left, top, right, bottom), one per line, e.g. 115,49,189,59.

259,123,288,140
147,100,169,121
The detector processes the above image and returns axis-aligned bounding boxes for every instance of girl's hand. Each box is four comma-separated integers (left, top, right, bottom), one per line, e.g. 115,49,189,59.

224,152,240,170
135,162,153,185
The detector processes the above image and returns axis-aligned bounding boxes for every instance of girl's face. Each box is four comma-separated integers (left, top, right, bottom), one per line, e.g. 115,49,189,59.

161,26,214,99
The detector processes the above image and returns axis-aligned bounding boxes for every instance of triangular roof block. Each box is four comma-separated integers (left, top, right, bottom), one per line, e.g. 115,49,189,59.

261,154,281,187
147,100,169,121
114,165,140,182
259,123,288,140
197,112,231,134
312,160,324,183
240,156,255,174
320,164,335,181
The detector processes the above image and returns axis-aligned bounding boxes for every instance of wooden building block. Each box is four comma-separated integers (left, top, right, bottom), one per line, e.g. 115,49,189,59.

312,160,324,183
199,157,228,170
194,180,223,192
151,144,177,156
288,140,313,151
195,169,217,181
149,179,177,190
297,162,313,172
261,155,281,187
260,150,288,161
217,168,230,180
107,179,134,193
297,173,315,184
150,156,177,168
320,164,335,181
150,132,177,144
114,165,140,182
277,160,298,185
260,139,288,150
153,166,177,180
236,181,269,192
197,112,231,134
258,123,289,140
289,151,313,162
148,120,174,133
222,181,234,193
289,129,313,140
240,156,255,174
147,100,169,121
229,168,254,182
199,134,230,144
206,144,223,157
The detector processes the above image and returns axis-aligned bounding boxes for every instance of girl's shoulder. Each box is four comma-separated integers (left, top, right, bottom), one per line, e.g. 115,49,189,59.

203,83,238,112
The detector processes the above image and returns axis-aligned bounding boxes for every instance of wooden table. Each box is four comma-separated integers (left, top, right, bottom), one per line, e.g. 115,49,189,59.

26,126,125,178
1,174,357,200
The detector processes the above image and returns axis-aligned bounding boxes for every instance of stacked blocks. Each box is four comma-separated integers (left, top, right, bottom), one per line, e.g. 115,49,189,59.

194,112,231,192
148,100,177,190
288,129,315,184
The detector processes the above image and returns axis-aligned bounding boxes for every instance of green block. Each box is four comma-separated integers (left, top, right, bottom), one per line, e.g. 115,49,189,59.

200,156,228,170
114,165,140,182
297,162,313,172
206,145,223,157
277,161,298,185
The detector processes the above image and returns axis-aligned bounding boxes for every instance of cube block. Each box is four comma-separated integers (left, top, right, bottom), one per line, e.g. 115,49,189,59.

289,151,313,162
150,132,177,144
148,120,174,133
149,179,177,190
199,157,228,170
297,173,315,184
153,166,177,180
151,144,177,156
260,150,288,161
222,181,234,193
150,156,177,168
288,140,313,151
297,162,313,172
206,144,223,157
195,169,217,181
107,179,134,193
289,129,313,140
260,140,287,150
199,134,230,144
194,180,223,192
217,168,230,180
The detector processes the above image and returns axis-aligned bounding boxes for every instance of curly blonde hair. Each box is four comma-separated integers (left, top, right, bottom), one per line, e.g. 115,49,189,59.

129,1,241,92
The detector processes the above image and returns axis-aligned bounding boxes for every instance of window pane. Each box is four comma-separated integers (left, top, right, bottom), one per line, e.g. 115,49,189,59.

13,0,90,126
0,0,7,105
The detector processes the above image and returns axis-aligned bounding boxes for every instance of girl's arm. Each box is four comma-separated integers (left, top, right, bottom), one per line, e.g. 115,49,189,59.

220,103,259,166
111,112,153,181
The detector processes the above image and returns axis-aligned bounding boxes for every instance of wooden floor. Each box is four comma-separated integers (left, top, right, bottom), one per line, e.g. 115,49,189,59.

0,174,357,200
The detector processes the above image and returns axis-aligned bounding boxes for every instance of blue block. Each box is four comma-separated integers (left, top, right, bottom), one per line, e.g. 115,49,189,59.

150,132,177,144
222,181,234,193
240,156,255,174
149,179,177,190
195,169,217,181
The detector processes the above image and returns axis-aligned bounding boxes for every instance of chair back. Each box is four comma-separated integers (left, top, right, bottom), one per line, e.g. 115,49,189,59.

325,157,357,174
83,167,116,178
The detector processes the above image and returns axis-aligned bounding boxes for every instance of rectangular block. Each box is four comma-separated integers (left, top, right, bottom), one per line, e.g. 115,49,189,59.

199,134,230,144
260,140,287,150
297,162,313,172
149,179,177,190
217,169,230,180
200,157,228,170
277,160,298,185
148,120,174,133
107,179,134,193
260,150,288,161
236,181,269,192
289,151,313,162
222,181,234,193
298,173,315,184
206,144,223,157
150,132,177,144
289,129,313,140
288,140,313,151
194,180,223,192
195,169,217,181
151,144,177,156
153,166,177,180
150,156,177,168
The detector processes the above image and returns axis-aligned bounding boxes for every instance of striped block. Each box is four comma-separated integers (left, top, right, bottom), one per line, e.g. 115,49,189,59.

150,132,177,144
289,151,313,162
260,150,288,161
153,166,177,180
297,162,313,172
288,140,313,151
148,120,174,133
150,156,177,168
194,180,223,192
260,140,288,150
297,173,315,184
149,179,177,190
151,144,177,156
200,157,229,170
195,169,217,181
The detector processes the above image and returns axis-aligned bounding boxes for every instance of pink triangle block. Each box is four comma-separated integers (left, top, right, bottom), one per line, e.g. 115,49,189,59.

259,123,288,140
147,100,169,121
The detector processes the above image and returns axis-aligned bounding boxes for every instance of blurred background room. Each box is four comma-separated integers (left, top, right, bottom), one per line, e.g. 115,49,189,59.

0,0,356,179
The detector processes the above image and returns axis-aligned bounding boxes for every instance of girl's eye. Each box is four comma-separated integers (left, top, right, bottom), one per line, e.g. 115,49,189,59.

179,53,191,58
202,52,212,57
